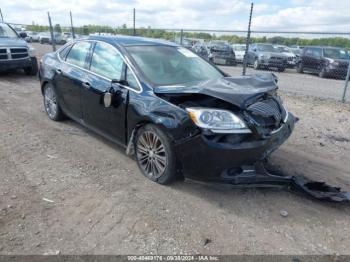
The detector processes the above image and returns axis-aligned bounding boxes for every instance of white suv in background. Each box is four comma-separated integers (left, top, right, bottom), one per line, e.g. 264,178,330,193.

232,44,246,63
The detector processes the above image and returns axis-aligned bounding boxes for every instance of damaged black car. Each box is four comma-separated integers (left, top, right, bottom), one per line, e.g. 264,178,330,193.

39,35,296,185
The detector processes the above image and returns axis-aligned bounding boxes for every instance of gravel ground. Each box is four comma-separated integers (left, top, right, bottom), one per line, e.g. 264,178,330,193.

0,45,350,255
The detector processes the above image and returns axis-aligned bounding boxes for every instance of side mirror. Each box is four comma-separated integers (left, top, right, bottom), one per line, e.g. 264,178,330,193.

19,32,27,38
112,79,128,86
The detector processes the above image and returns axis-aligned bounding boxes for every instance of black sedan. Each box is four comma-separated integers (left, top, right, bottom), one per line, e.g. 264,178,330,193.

39,35,296,185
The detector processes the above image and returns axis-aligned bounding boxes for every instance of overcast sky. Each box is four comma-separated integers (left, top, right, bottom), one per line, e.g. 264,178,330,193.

1,0,349,32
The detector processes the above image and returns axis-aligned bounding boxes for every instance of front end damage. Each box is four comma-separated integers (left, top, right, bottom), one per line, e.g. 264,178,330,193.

151,73,350,202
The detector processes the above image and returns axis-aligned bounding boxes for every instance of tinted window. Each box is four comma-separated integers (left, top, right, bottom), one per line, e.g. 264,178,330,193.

90,42,124,80
313,48,322,57
323,48,348,59
66,41,92,68
304,48,313,56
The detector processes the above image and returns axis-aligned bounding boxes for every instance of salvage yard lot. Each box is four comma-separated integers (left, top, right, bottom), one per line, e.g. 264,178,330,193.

0,44,350,255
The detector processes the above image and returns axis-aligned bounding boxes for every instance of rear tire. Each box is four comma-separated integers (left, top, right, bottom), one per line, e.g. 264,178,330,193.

43,83,65,121
135,124,179,185
277,67,285,72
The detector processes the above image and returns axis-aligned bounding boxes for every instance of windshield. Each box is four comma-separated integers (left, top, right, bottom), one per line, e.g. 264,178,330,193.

233,45,245,51
323,48,348,59
0,23,18,38
257,44,275,52
276,46,291,53
126,45,223,86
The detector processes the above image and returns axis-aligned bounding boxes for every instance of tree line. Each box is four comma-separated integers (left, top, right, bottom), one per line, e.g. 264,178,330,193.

24,23,350,49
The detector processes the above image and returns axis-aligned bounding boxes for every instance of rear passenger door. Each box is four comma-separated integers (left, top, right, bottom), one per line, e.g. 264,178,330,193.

81,41,128,144
55,41,93,120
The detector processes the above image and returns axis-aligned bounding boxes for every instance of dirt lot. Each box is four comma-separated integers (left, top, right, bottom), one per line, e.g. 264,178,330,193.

0,51,350,255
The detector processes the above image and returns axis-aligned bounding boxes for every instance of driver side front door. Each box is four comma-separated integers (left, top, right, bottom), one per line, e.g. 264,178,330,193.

81,41,128,144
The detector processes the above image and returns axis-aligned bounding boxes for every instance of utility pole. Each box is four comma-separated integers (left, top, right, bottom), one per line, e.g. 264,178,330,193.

0,8,4,22
70,11,75,39
133,8,136,36
242,3,254,76
47,12,56,51
342,63,350,102
180,29,184,45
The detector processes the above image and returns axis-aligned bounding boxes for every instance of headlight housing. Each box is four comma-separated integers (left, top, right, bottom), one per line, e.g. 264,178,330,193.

186,107,251,134
28,45,36,57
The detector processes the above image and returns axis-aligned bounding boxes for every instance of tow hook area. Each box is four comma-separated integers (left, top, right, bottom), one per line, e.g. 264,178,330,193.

222,162,350,203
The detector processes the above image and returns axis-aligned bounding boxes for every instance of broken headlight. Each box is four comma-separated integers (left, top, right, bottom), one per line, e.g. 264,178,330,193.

186,107,251,134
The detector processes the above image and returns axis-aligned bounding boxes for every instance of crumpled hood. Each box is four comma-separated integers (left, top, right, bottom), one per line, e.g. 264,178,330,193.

0,37,28,48
154,73,278,109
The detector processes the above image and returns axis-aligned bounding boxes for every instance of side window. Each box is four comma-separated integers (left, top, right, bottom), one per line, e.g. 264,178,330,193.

90,42,124,80
304,48,312,56
58,44,72,60
314,48,322,57
126,67,139,91
66,41,92,68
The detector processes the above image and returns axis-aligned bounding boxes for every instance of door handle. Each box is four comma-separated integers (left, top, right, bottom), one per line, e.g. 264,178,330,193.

82,82,91,89
55,69,62,75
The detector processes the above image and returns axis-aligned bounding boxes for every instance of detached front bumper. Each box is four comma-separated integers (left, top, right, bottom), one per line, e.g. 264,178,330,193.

175,113,295,182
0,57,32,72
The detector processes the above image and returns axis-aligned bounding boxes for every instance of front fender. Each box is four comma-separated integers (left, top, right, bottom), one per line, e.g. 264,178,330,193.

126,91,198,143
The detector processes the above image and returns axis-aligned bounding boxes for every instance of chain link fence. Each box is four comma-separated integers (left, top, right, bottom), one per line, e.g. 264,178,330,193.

4,14,350,103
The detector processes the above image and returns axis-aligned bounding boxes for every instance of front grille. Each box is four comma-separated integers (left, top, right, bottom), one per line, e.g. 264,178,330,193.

0,47,29,60
0,48,7,60
246,98,287,131
270,56,283,60
339,62,349,69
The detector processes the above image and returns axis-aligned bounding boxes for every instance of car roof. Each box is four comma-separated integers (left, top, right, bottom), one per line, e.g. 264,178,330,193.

87,35,179,47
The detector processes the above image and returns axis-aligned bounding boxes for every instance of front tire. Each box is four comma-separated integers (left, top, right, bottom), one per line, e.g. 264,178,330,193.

43,83,65,121
319,67,327,78
296,62,304,73
24,57,38,76
135,124,178,185
253,58,260,70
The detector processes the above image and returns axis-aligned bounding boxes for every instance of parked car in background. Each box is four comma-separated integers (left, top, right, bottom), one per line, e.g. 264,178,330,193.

246,43,287,72
208,44,236,66
193,42,209,59
232,44,246,63
39,32,51,44
296,46,350,78
274,45,297,68
0,22,38,75
49,33,67,45
25,31,40,42
39,35,295,185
